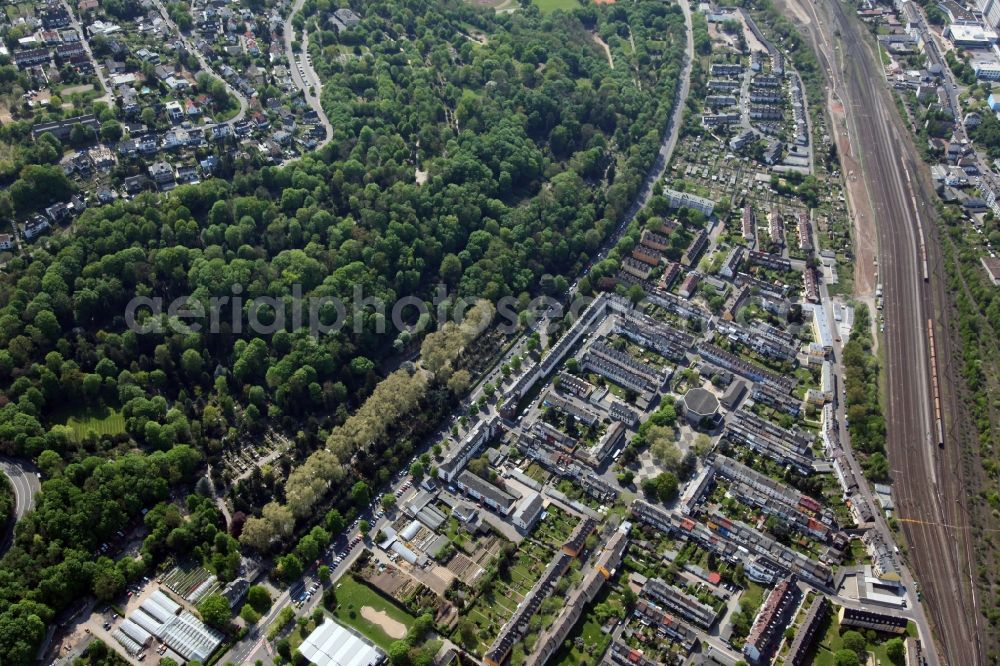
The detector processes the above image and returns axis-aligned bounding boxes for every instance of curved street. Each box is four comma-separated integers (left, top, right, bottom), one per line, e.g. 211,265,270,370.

284,0,333,150
0,457,40,554
150,0,249,125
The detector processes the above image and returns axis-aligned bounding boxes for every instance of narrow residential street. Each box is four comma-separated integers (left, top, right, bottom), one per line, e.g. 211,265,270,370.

60,0,111,104
150,0,248,125
284,0,333,149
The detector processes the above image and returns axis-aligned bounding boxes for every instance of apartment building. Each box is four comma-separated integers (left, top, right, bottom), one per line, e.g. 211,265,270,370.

747,249,793,272
838,607,909,635
642,578,719,630
581,342,666,395
696,343,797,393
665,190,716,217
725,408,813,473
744,577,802,664
786,597,829,666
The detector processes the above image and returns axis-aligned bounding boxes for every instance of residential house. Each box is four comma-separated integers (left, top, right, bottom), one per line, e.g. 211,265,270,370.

14,48,52,69
455,470,517,514
148,161,175,185
32,114,100,141
124,175,148,193
786,597,829,666
45,202,72,224
165,100,184,122
22,215,51,240
665,188,715,216
56,41,85,62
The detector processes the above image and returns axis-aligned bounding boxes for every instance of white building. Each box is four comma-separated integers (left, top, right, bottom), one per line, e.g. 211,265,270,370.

945,23,997,48
806,303,834,351
511,491,544,531
664,188,716,216
300,619,386,666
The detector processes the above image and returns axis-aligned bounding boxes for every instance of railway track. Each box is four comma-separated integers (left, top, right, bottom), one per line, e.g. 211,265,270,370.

786,0,984,661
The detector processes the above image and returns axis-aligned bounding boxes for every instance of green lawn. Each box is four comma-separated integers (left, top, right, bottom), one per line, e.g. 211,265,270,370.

531,0,579,14
332,575,416,650
62,407,125,442
287,616,322,655
742,581,766,609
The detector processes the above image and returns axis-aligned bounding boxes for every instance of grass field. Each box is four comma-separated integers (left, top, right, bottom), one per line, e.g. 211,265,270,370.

332,575,416,650
533,0,578,13
63,407,126,442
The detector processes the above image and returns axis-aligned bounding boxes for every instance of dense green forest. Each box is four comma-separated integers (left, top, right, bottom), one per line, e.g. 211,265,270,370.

0,0,688,661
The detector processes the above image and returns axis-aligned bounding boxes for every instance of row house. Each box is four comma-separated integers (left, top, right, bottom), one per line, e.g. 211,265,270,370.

584,341,666,393
485,551,573,666
542,392,600,427
612,312,693,363
803,267,820,303
797,211,813,252
681,229,709,267
744,577,801,664
527,528,629,665
678,271,700,299
703,113,740,127
642,578,719,629
748,250,792,272
725,407,813,473
631,600,698,654
632,244,661,266
750,105,783,120
751,74,781,88
708,79,740,91
438,416,500,482
719,246,745,279
749,90,782,104
696,342,797,392
641,228,671,251
555,372,594,399
786,597,829,666
742,207,757,243
14,48,51,69
646,286,711,322
659,261,681,290
621,256,654,280
768,210,784,245
710,62,743,77
706,94,738,108
56,41,86,61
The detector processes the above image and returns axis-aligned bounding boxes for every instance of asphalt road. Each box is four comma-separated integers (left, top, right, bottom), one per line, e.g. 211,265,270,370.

0,457,40,553
151,0,249,125
61,0,112,104
792,1,983,663
283,0,333,149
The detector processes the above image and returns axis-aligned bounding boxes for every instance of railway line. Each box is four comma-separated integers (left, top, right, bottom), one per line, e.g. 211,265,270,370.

782,0,984,662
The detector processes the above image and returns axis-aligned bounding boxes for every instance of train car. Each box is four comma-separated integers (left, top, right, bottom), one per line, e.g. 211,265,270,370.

927,319,944,448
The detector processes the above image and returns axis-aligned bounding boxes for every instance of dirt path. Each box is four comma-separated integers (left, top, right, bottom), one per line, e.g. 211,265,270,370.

589,32,614,69
360,606,407,639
